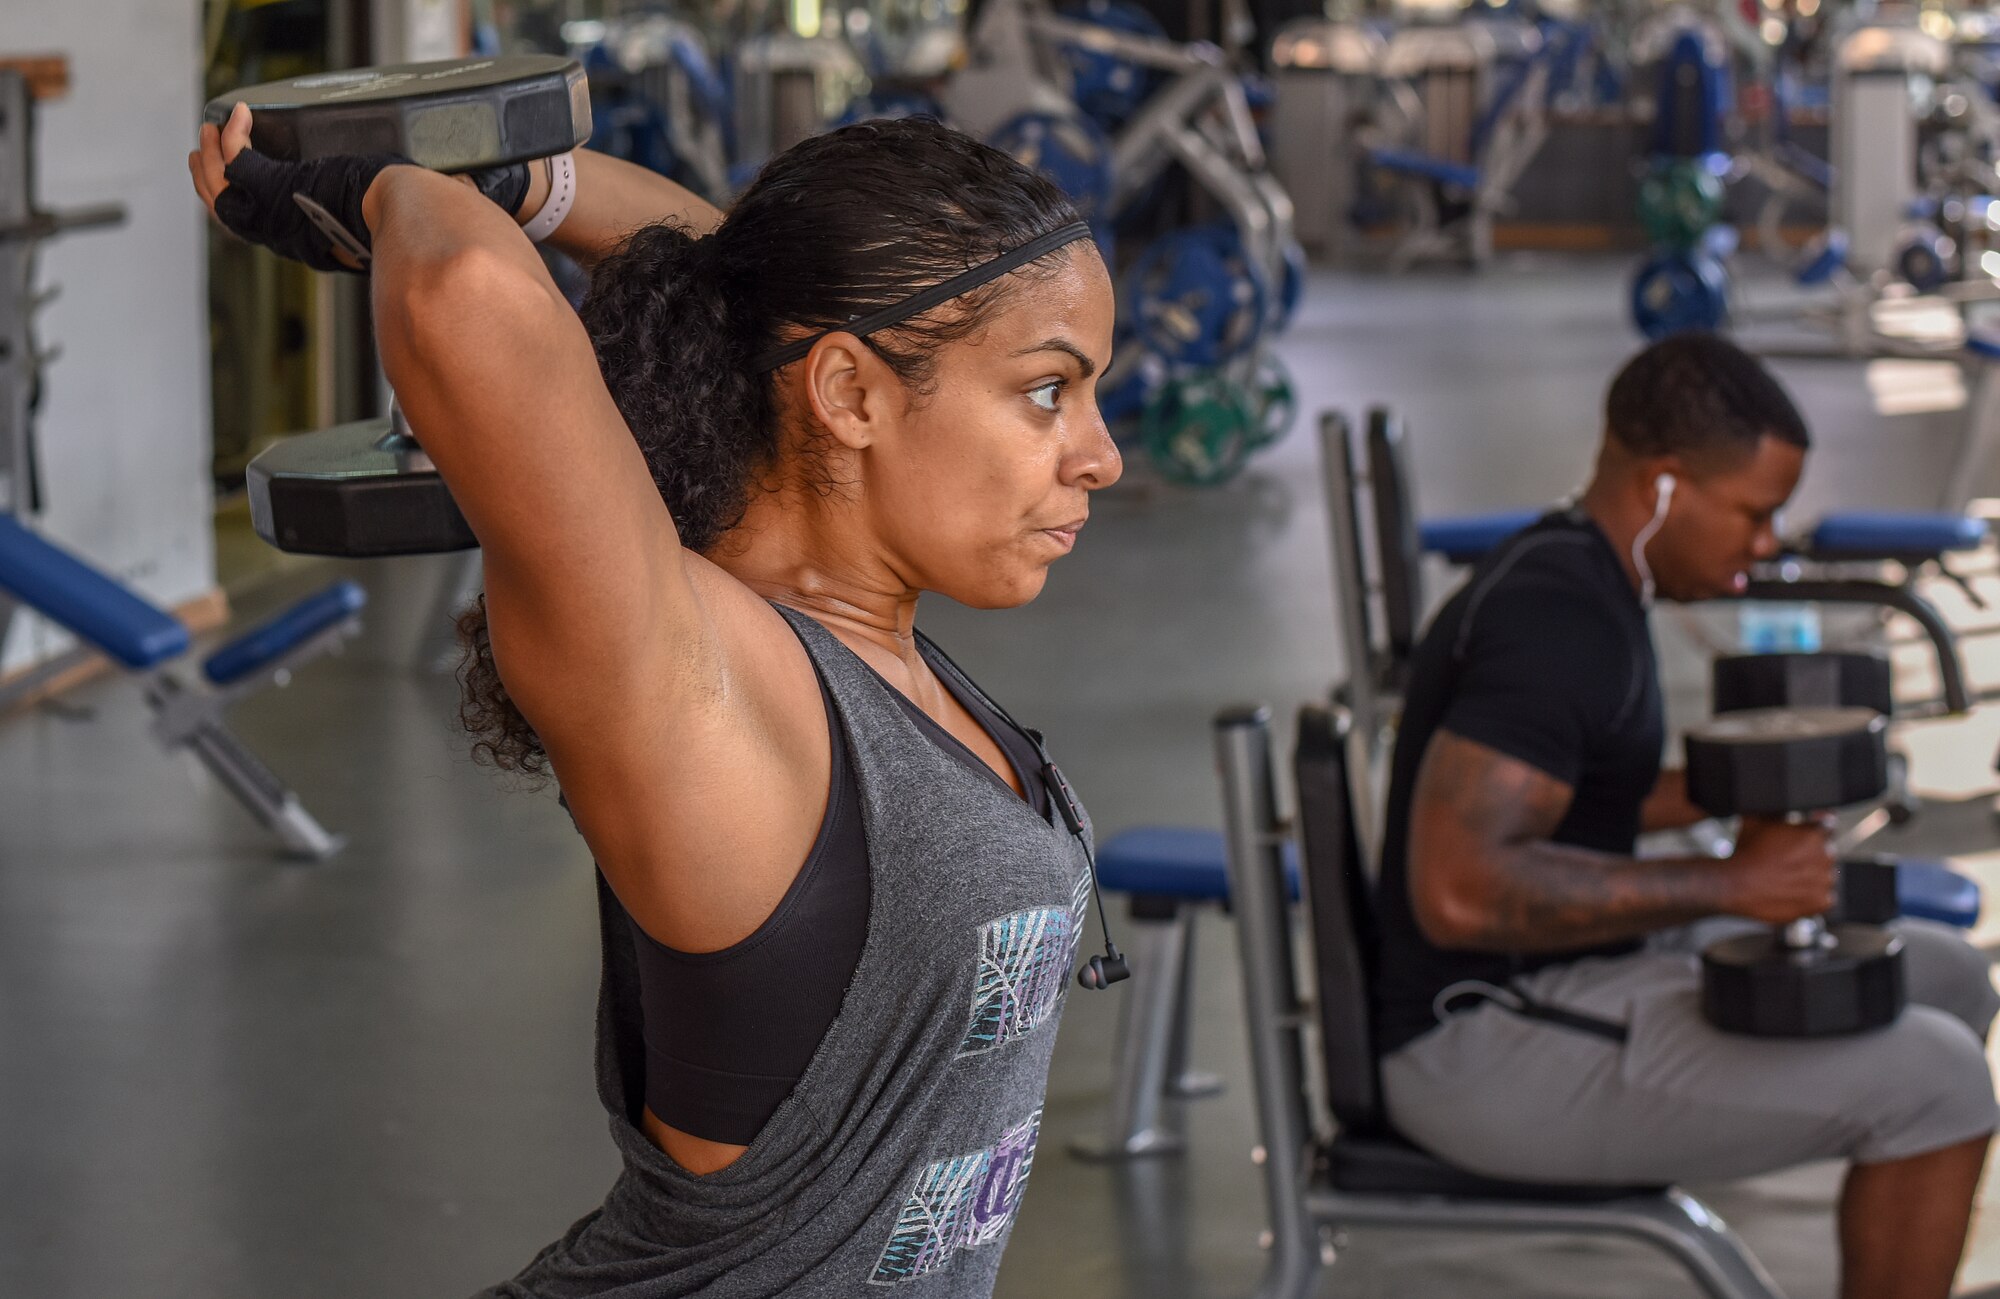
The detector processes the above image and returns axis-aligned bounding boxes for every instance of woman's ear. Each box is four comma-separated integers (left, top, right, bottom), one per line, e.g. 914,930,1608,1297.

800,333,897,450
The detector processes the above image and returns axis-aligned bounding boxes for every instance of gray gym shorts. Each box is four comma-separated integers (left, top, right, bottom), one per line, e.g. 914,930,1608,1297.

1381,919,2000,1184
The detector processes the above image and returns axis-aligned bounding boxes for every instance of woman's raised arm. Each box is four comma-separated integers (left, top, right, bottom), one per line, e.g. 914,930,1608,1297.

531,149,723,268
188,109,810,843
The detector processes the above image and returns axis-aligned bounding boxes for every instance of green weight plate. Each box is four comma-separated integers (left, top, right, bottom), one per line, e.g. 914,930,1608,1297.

1638,160,1724,251
1142,375,1257,486
204,55,591,172
1250,353,1296,450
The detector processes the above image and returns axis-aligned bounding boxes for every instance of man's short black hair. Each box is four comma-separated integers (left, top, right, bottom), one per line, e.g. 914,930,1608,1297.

1605,333,1810,466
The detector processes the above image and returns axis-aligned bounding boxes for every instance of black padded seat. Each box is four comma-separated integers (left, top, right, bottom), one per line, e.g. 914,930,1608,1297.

1293,704,1668,1209
1327,1132,1664,1203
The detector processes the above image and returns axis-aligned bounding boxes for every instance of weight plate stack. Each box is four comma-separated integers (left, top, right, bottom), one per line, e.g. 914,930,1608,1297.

1630,250,1729,340
203,55,592,172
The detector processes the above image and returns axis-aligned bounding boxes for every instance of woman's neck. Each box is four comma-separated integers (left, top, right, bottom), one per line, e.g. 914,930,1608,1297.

717,485,927,673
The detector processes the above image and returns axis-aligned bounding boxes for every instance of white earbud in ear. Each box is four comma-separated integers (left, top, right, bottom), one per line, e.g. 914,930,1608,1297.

1634,472,1677,607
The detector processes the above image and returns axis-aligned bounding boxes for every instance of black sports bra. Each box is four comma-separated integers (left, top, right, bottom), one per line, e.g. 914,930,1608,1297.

626,631,1048,1145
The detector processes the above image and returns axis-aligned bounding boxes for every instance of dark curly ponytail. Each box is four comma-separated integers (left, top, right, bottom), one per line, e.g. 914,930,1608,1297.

458,116,1085,777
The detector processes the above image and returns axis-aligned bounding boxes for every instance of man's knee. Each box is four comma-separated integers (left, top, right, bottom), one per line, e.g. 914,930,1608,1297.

1895,919,2000,1041
1853,1007,1998,1164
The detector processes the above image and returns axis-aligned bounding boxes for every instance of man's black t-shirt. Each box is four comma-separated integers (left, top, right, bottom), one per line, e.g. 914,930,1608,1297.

1373,510,1664,1056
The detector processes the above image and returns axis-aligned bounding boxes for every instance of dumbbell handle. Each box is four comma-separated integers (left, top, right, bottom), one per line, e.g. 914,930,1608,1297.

1782,916,1833,950
371,402,436,472
1777,805,1896,951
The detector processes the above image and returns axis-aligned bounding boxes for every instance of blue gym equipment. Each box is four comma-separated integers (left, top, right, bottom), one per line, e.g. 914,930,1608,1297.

0,70,362,858
945,0,1306,485
1363,19,1555,270
1628,27,1737,340
1055,0,1168,132
571,15,734,201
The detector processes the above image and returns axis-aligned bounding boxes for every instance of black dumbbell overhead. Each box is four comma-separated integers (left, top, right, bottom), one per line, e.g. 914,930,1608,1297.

1684,706,1907,1038
211,57,592,557
203,56,590,173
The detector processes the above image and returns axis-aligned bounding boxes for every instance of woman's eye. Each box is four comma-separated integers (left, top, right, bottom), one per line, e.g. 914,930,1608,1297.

1028,381,1063,412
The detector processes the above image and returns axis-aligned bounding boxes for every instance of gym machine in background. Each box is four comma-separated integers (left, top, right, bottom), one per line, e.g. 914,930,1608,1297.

1267,8,1551,271
939,0,1306,486
0,56,363,860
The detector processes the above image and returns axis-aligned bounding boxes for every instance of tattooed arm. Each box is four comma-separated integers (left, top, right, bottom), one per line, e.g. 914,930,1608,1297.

1406,731,1831,951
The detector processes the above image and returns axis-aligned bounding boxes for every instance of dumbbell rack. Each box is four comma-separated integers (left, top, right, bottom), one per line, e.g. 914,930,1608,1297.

0,62,125,661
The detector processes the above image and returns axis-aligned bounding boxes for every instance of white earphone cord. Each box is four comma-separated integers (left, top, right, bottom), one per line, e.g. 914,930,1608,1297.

1632,474,1675,606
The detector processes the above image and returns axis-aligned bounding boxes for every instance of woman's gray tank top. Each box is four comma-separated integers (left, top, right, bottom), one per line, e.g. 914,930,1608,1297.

477,605,1094,1298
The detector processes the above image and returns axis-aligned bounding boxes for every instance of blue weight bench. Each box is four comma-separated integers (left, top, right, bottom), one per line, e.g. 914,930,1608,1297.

1420,509,1986,571
1415,505,1988,714
1366,147,1481,196
1417,508,1539,565
1071,824,1300,1160
1885,859,1982,928
0,515,364,859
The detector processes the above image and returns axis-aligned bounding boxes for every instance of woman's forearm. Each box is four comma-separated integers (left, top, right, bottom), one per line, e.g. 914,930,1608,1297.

515,149,724,267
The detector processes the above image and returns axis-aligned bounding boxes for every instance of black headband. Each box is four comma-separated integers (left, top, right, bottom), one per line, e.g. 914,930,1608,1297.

750,221,1095,375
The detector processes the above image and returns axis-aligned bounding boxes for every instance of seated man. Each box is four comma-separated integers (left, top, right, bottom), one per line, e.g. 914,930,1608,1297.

1373,333,2000,1299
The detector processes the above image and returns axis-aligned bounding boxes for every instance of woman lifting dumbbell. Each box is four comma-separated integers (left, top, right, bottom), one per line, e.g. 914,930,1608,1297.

190,83,1120,1296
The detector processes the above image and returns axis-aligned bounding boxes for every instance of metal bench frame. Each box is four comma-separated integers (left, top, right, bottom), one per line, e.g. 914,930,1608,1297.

1214,701,1785,1299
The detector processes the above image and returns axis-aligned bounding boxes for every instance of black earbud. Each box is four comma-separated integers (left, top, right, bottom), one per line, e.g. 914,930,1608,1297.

908,634,1133,997
1077,944,1130,990
1033,749,1129,994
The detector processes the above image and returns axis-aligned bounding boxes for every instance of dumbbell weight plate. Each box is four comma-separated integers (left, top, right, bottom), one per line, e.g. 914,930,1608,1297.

1701,924,1905,1037
1141,372,1258,486
1712,651,1893,718
1124,228,1269,369
248,418,476,557
1249,352,1296,449
203,55,591,172
1683,706,1888,818
1630,249,1729,341
988,112,1115,224
1830,854,1901,927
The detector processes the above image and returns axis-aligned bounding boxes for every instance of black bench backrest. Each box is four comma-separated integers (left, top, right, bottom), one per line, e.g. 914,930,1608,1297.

1293,701,1386,1135
1365,407,1424,668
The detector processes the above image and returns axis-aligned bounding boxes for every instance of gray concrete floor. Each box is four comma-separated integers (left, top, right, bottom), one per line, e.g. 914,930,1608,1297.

10,256,2000,1298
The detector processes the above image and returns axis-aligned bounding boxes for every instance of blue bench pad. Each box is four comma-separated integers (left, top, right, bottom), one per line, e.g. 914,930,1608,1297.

1367,148,1481,193
1098,825,1300,902
1418,509,1542,565
0,515,189,669
203,580,368,686
1807,511,1985,559
1898,859,1982,929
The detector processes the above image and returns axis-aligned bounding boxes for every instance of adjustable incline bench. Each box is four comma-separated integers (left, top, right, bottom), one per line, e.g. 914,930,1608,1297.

0,516,364,860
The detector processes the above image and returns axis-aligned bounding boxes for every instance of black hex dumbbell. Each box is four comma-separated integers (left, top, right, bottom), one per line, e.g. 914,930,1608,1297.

205,57,592,557
1685,706,1907,1038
